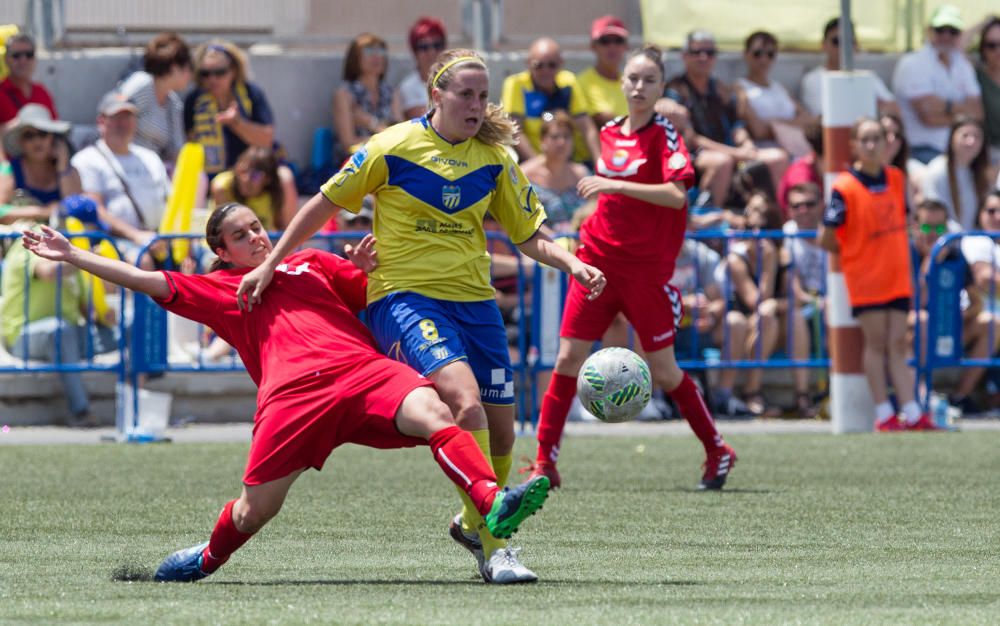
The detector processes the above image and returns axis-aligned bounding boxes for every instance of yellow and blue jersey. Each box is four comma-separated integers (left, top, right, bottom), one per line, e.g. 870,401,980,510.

501,69,591,162
321,116,546,304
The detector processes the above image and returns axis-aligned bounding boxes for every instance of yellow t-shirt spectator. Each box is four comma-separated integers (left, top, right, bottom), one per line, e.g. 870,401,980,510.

501,69,591,163
576,66,627,120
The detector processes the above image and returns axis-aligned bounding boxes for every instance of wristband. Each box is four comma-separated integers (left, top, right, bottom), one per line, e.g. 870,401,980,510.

0,203,12,218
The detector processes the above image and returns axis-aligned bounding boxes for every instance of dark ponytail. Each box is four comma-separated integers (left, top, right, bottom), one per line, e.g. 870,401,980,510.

206,202,242,271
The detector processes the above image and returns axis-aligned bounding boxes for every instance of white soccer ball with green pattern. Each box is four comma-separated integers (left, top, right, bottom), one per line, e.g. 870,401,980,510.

576,347,653,423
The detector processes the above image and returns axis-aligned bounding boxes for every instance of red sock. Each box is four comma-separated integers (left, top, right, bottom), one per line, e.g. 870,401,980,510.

429,426,498,516
535,372,577,464
201,500,254,573
668,373,724,453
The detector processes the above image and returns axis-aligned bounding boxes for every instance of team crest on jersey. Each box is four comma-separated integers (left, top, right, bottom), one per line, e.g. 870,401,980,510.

508,164,519,186
611,149,629,167
667,152,688,170
442,185,461,209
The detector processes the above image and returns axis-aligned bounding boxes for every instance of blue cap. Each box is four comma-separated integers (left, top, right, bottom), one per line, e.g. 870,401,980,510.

61,195,109,231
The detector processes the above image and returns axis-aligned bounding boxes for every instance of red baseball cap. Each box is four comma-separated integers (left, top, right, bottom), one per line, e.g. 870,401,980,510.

591,15,629,41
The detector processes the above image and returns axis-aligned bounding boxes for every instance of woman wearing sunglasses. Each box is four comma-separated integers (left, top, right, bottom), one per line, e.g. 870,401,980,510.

819,117,936,431
973,16,1000,168
333,33,401,155
183,40,277,178
736,31,811,145
211,146,298,231
397,17,448,120
0,104,81,224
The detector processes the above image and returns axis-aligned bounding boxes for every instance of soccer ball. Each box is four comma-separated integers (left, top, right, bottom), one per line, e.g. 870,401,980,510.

576,347,653,423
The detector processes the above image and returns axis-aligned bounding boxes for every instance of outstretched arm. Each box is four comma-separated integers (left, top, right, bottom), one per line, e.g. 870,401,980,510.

515,227,606,300
21,226,171,300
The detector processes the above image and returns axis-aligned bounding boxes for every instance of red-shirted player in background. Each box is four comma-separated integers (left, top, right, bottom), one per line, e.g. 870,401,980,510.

21,203,550,582
526,45,738,490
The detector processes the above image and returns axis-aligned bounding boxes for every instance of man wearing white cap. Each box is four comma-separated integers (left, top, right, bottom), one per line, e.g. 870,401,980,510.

71,92,170,261
892,4,983,164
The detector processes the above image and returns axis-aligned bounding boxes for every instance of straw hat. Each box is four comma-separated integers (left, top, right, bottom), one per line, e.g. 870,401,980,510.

2,104,71,157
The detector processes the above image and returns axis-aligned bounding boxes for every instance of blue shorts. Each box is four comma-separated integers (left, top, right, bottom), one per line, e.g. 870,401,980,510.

368,292,515,406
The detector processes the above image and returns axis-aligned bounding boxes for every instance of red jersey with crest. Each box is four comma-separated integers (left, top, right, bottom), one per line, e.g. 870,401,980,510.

578,113,695,281
155,248,382,409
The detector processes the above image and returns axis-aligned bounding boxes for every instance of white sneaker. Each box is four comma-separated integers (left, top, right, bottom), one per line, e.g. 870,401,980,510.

480,546,538,584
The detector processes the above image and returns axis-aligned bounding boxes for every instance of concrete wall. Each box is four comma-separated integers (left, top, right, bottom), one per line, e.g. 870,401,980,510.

36,47,902,170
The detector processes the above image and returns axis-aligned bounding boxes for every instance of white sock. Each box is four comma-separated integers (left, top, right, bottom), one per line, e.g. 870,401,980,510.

875,402,895,422
901,401,922,424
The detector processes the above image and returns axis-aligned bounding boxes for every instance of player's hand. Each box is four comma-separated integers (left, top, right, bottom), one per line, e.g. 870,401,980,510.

21,225,73,261
236,262,275,312
572,261,606,300
344,233,378,274
577,175,620,200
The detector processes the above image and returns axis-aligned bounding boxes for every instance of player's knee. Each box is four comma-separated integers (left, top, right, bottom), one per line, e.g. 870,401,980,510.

451,394,487,430
233,498,280,534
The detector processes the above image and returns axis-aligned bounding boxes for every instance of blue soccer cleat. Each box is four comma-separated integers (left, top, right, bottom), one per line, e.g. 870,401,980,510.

483,475,550,539
154,542,211,582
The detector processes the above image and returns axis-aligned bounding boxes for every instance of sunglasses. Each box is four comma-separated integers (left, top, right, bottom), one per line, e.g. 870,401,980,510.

687,48,717,58
751,49,776,59
531,60,561,70
21,129,51,141
199,67,230,78
983,41,1000,51
918,223,948,235
596,36,627,46
8,50,35,60
933,26,960,36
830,36,840,46
414,41,445,53
789,200,819,210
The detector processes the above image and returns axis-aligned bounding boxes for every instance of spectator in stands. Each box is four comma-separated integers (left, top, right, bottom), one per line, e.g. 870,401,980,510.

117,32,192,166
819,117,933,431
783,182,827,417
0,198,117,427
211,146,298,231
72,92,170,263
736,31,811,169
397,17,447,120
577,15,629,127
882,112,910,172
184,40,276,178
333,33,401,155
892,4,983,165
800,18,899,120
725,193,811,416
0,104,80,224
663,30,789,212
776,122,823,216
912,198,998,416
974,16,1000,168
922,116,991,231
502,37,600,164
519,111,589,233
671,236,752,418
0,34,57,127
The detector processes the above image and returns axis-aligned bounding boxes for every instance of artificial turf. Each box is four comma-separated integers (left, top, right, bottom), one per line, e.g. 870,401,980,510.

1,430,998,624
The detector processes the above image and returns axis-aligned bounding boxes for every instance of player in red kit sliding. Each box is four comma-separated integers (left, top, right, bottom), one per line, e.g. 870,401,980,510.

21,202,550,582
526,45,737,490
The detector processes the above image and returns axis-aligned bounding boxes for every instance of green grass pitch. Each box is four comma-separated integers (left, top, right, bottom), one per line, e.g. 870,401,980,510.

2,431,999,624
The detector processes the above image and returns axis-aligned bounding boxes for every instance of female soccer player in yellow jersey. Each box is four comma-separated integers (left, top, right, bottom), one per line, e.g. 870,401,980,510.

237,49,605,584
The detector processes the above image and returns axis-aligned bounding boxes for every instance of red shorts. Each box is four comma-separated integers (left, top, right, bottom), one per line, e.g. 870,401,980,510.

559,257,684,353
243,358,432,486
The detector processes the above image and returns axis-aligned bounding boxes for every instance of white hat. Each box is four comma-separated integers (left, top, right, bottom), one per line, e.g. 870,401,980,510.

2,104,71,157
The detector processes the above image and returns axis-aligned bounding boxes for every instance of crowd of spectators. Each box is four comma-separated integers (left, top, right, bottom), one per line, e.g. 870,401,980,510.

3,4,1000,424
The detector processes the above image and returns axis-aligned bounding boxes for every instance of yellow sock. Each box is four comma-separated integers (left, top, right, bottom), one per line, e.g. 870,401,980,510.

455,429,492,535
477,452,514,557
491,453,513,488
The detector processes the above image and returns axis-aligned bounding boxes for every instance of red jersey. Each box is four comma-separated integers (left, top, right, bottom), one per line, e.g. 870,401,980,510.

155,248,382,408
0,78,58,124
578,113,695,280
